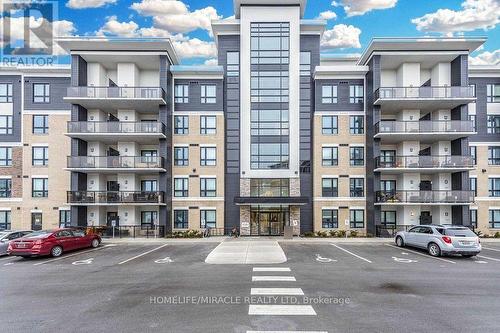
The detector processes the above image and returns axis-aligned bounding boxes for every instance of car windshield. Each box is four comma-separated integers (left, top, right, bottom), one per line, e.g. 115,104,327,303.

23,230,53,239
0,232,9,238
445,228,476,237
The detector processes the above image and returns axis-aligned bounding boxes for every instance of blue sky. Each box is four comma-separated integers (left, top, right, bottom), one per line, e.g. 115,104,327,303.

5,0,500,65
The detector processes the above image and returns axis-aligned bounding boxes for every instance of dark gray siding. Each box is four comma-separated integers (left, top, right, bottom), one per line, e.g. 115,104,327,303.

160,55,172,232
174,79,223,112
24,76,71,110
469,77,500,142
315,79,364,112
0,75,22,143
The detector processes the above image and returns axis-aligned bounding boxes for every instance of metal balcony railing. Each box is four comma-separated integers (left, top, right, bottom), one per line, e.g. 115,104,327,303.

375,120,475,134
67,121,165,134
375,190,474,204
67,156,165,169
67,191,164,204
375,155,474,169
66,86,165,100
374,86,475,100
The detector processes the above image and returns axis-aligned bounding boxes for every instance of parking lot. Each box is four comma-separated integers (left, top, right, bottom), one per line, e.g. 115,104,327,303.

1,240,500,332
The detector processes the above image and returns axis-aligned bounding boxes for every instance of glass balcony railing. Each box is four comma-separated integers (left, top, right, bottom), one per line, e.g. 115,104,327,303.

67,121,165,134
375,155,474,169
375,120,475,134
67,191,164,204
67,86,165,100
374,86,475,100
375,190,474,204
67,156,164,169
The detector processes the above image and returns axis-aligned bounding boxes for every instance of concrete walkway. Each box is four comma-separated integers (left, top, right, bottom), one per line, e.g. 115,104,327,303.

205,240,287,264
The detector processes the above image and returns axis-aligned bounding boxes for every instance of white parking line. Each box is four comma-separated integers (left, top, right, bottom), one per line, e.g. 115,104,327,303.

251,288,304,295
33,245,112,266
253,267,291,272
248,305,316,316
477,255,500,262
117,244,168,265
252,276,296,282
0,256,16,262
330,244,372,263
385,244,456,264
482,247,500,252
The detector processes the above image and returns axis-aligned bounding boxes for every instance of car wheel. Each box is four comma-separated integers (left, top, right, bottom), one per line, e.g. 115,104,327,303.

51,246,63,257
395,236,404,247
428,243,441,257
91,238,99,248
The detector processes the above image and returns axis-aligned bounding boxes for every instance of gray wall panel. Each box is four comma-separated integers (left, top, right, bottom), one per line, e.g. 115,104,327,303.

174,79,223,112
24,76,71,110
0,75,22,142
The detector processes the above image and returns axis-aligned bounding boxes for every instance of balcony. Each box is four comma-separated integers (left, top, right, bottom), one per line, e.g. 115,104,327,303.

66,121,166,143
67,191,165,205
375,155,474,173
65,86,166,112
374,120,475,143
374,86,475,111
375,190,474,205
66,156,165,173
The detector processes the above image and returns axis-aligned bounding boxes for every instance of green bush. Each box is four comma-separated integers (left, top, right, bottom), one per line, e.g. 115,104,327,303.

337,230,346,238
303,231,315,237
329,230,338,237
167,230,203,238
495,232,500,238
349,230,358,238
316,231,329,238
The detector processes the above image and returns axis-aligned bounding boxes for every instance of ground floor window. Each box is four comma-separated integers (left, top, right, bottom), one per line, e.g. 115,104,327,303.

200,210,216,228
0,211,11,230
59,210,71,228
322,209,338,228
141,211,157,229
470,209,477,228
31,212,42,231
350,209,364,229
174,210,188,229
489,209,500,229
381,211,396,226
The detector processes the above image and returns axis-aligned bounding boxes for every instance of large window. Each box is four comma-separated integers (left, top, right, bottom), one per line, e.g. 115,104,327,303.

0,147,12,166
381,211,396,226
200,178,216,197
200,210,216,228
322,209,338,229
32,178,48,197
226,51,240,77
350,209,364,229
174,210,188,229
59,210,71,228
174,116,188,134
201,85,216,104
488,115,500,134
322,116,338,135
350,147,365,166
200,147,217,166
489,209,500,229
174,178,188,197
0,179,11,197
487,84,500,103
470,209,477,228
489,178,500,197
33,115,49,134
300,52,311,76
350,178,364,197
322,178,338,197
200,116,216,134
0,83,13,103
32,146,48,166
488,146,500,165
33,83,50,103
470,177,477,197
470,146,477,165
349,85,364,103
0,211,11,230
174,84,189,103
141,211,157,229
0,115,12,134
250,179,289,197
322,85,338,104
322,147,338,166
350,116,364,134
174,147,189,166
141,180,157,192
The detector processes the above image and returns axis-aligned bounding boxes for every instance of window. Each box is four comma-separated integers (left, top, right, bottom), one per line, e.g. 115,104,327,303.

488,115,500,134
322,85,337,104
33,115,49,134
322,178,338,197
174,84,189,103
488,146,500,165
489,178,500,197
350,116,364,134
59,210,71,228
141,211,157,229
141,180,157,192
468,115,476,132
200,116,216,134
141,150,157,164
322,209,338,228
0,179,11,197
201,85,216,104
322,116,338,134
350,178,364,197
200,210,216,228
0,83,13,103
174,210,188,229
174,116,188,134
200,147,216,166
251,143,289,169
350,209,364,229
470,209,477,228
470,178,477,197
322,147,338,166
200,178,217,197
226,51,240,77
470,146,477,165
489,209,500,229
250,179,289,197
300,52,311,76
470,84,476,98
33,83,50,103
350,147,365,166
0,211,11,230
32,146,48,166
349,85,364,103
32,178,48,197
381,211,396,226
0,147,12,166
487,84,500,103
174,147,189,166
0,115,12,134
174,178,188,197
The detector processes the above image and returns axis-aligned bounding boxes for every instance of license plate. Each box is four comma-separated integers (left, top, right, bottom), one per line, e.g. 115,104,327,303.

459,241,473,246
17,243,26,248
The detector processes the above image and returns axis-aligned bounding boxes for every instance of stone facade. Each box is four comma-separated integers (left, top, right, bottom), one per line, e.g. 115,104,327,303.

239,206,250,235
290,177,301,197
240,178,250,196
290,206,300,235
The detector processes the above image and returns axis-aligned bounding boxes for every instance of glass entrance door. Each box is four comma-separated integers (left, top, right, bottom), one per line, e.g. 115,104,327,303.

250,206,289,236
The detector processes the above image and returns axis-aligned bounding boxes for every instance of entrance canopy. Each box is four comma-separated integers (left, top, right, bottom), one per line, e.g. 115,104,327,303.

234,196,309,205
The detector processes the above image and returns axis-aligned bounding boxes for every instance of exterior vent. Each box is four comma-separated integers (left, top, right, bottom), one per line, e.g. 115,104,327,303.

339,81,348,85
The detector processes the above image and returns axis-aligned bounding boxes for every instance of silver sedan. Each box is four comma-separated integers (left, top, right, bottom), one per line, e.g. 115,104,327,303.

0,230,33,255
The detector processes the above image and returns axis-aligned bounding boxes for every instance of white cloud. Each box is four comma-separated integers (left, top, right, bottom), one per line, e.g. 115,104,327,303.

204,58,218,66
96,16,139,38
321,24,362,49
172,37,217,59
67,0,117,9
317,10,337,21
130,0,187,16
332,0,397,16
412,0,500,34
469,49,500,65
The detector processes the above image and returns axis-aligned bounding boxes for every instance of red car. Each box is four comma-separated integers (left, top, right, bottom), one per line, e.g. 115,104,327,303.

8,228,101,258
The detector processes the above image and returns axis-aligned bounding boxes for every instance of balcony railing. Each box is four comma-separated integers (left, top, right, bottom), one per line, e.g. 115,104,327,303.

374,86,475,100
68,191,164,204
375,120,475,134
67,156,165,169
375,190,474,204
375,155,474,169
67,86,165,100
67,121,165,134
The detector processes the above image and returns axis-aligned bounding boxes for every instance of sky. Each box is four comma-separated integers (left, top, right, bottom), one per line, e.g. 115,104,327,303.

2,0,500,65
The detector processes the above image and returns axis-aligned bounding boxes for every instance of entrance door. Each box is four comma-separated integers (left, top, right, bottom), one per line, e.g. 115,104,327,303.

250,207,289,236
107,212,119,227
420,211,432,225
31,213,42,231
259,213,270,235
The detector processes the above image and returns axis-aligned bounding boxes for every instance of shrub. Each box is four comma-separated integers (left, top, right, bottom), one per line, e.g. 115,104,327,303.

316,231,329,237
167,230,202,238
303,231,315,237
328,230,338,237
349,230,358,238
495,232,500,238
337,230,346,238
